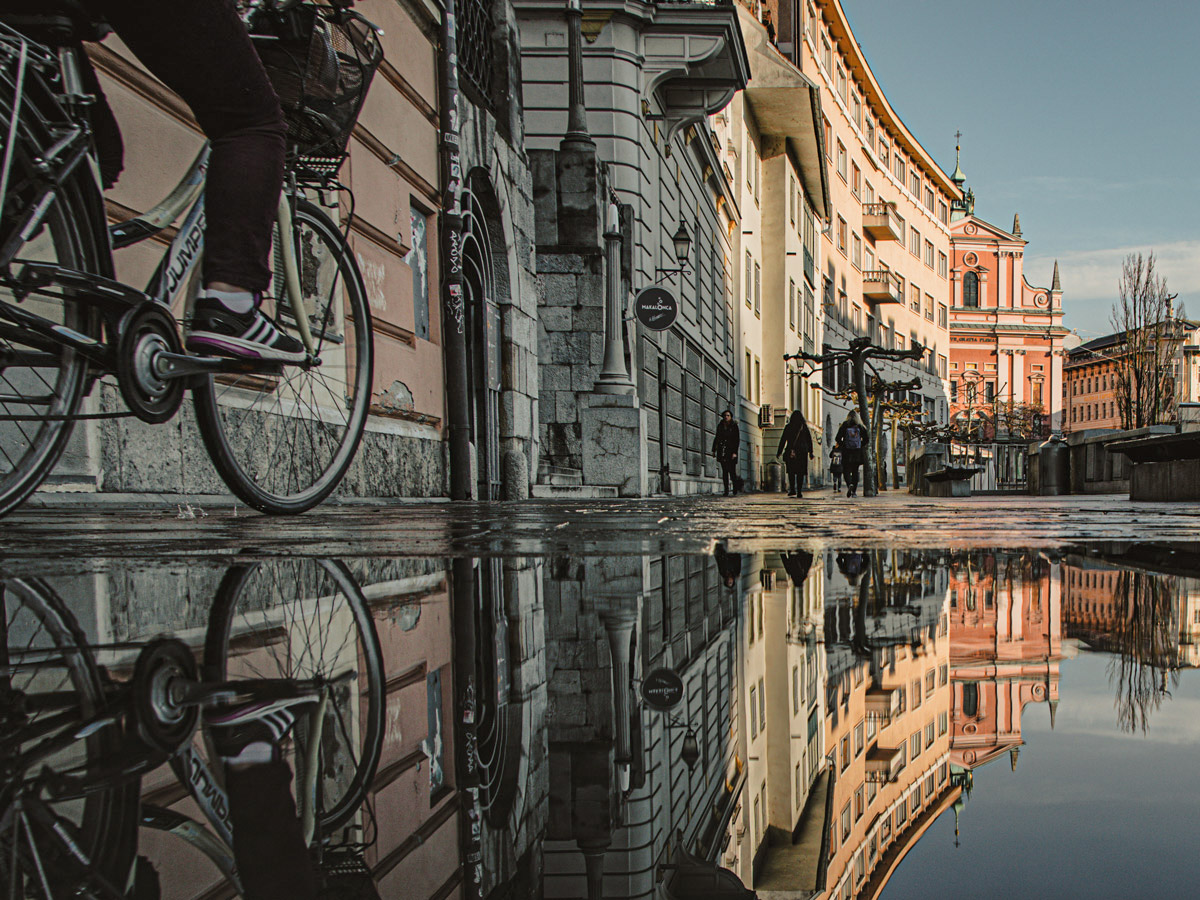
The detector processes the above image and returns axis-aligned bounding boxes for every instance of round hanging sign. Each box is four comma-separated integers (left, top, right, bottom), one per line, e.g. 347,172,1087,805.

642,667,685,711
634,287,679,331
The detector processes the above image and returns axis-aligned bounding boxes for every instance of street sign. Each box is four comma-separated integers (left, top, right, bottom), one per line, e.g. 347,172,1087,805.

641,667,685,711
634,286,679,331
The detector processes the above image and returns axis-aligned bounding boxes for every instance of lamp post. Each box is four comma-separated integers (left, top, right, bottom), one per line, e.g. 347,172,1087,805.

562,0,595,153
595,202,636,395
654,218,692,282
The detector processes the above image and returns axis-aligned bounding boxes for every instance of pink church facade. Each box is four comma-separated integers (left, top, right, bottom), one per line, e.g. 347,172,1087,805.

947,163,1070,437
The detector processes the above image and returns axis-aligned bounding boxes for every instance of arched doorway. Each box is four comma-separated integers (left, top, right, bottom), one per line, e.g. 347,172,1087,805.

462,172,507,500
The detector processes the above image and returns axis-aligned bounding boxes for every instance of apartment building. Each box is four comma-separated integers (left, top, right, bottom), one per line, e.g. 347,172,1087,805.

771,0,956,482
714,4,829,488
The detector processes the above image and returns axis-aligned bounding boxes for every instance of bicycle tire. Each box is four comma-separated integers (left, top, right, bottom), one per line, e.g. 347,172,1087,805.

0,141,102,519
1,577,139,898
192,199,374,514
202,559,385,835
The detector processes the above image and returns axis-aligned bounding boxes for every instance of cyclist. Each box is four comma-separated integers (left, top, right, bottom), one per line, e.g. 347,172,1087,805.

3,0,306,362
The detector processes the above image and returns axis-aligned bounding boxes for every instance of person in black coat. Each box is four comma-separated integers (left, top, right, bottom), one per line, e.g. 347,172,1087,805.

835,410,868,497
776,410,814,497
712,409,741,495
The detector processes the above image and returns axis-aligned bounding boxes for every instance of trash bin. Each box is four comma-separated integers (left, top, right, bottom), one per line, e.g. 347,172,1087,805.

765,459,783,493
1038,436,1069,495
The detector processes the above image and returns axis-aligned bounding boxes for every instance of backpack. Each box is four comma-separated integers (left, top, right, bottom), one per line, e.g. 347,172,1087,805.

844,426,862,450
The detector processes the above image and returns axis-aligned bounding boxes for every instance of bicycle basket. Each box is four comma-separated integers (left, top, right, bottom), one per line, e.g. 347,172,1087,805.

253,4,382,162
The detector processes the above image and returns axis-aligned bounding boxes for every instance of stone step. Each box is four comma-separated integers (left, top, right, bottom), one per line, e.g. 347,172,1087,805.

530,483,618,499
536,465,584,486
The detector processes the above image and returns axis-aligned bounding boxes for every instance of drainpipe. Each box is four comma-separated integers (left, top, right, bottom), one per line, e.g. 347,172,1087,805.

440,0,471,500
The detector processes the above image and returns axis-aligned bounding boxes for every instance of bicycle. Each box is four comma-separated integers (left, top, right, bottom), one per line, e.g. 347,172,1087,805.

0,0,381,516
0,558,386,899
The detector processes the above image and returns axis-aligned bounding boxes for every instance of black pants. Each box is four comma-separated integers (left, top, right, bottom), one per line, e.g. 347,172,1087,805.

226,761,317,900
787,472,803,495
720,458,738,493
844,460,861,493
832,469,842,490
97,0,287,290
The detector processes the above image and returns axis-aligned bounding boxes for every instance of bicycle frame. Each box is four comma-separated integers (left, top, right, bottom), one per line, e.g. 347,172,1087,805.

0,39,318,374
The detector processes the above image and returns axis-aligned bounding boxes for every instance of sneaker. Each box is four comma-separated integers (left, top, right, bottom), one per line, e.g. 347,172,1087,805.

205,695,315,761
187,296,307,363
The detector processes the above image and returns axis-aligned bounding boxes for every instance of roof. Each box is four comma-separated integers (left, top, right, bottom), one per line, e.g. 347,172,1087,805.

1068,319,1199,360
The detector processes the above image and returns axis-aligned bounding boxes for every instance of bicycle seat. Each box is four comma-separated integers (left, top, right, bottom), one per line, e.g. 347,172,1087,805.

0,0,110,44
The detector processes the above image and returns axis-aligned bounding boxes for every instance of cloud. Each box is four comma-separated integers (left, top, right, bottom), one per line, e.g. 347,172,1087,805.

1028,241,1200,337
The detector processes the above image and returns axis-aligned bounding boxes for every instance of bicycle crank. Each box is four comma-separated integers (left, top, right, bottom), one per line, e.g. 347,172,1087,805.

116,302,185,423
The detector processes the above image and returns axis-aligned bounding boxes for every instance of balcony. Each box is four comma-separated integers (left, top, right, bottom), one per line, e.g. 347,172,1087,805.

865,685,901,719
862,269,901,304
865,744,905,783
863,202,902,241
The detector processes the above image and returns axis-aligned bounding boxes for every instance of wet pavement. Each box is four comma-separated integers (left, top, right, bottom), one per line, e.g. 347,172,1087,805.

5,494,1200,899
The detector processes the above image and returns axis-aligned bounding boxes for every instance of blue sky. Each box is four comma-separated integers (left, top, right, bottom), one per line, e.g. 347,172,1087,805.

841,0,1200,339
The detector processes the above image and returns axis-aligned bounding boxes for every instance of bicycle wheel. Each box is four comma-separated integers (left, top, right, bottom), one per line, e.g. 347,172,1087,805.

203,559,384,834
0,578,138,897
0,143,101,518
192,198,373,514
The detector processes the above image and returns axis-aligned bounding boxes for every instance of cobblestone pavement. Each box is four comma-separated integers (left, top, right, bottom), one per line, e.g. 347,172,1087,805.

4,488,1200,560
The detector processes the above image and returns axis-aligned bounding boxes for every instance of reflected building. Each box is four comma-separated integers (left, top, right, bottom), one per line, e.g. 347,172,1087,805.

540,553,742,900
948,552,1063,773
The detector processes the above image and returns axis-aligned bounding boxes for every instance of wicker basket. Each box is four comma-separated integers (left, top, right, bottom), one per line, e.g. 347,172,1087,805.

252,3,382,162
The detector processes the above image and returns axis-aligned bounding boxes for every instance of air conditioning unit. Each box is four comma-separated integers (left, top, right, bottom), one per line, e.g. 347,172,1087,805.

759,404,773,427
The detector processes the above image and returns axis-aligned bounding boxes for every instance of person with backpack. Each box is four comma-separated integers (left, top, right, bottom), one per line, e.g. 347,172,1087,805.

829,448,844,493
775,410,814,497
835,410,868,497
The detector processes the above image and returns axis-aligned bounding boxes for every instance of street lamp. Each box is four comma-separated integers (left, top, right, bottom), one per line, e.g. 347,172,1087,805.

656,219,692,282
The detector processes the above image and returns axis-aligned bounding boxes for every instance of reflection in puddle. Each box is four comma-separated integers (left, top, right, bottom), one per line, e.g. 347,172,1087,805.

4,547,1200,899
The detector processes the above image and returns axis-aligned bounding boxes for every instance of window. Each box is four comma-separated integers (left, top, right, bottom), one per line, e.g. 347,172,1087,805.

855,785,864,821
823,117,832,160
963,271,979,307
789,279,797,331
937,354,947,378
938,711,948,735
910,171,921,196
745,351,752,399
925,721,935,749
852,233,862,269
406,206,431,340
909,282,920,312
924,186,935,212
841,735,851,770
924,240,935,268
912,680,922,709
939,664,948,685
938,303,948,328
841,802,852,840
938,200,948,224
851,162,861,198
852,304,862,333
854,721,865,756
910,732,921,759
894,154,906,184
745,251,752,308
755,356,761,404
805,285,815,341
754,262,761,316
865,117,875,150
878,139,889,170
836,140,847,181
837,216,847,255
836,66,847,104
852,93,862,130
896,798,908,825
793,665,800,714
925,293,934,321
790,175,797,224
746,131,753,190
750,684,758,737
909,227,920,257
821,34,832,72
865,246,875,271
867,779,877,805
938,251,948,278
759,677,766,728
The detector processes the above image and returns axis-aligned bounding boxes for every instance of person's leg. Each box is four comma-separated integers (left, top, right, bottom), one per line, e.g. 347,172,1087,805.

721,461,731,494
100,0,305,361
225,762,318,900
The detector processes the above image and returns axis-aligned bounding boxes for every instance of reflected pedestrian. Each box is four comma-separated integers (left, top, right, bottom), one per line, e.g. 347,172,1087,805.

835,411,867,497
712,410,741,496
776,411,814,498
715,542,743,588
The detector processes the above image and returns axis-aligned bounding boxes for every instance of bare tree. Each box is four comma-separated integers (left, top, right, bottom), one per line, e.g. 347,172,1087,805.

1109,253,1180,429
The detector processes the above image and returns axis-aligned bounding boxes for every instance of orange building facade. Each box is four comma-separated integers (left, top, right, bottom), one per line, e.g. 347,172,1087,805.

947,171,1069,437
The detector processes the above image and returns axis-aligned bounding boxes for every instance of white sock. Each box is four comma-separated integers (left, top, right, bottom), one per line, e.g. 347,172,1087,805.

224,740,275,769
204,289,256,314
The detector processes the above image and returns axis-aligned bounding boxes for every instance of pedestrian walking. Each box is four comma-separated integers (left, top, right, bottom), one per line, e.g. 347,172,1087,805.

775,411,814,497
830,448,844,493
711,410,741,495
835,410,868,497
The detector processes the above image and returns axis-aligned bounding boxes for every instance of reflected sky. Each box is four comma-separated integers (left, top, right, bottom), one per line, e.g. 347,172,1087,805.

5,546,1200,900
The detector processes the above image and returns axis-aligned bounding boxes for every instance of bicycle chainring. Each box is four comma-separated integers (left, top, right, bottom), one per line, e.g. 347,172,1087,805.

116,303,184,424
